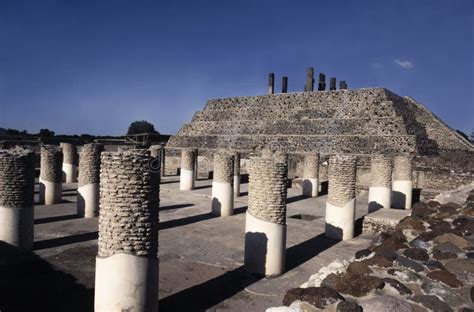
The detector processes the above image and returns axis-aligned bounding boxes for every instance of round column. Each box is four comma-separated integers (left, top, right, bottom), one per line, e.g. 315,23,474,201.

95,150,159,312
368,155,392,212
233,152,241,197
325,155,357,240
160,147,166,178
0,148,35,251
392,156,413,209
180,148,195,190
244,156,287,277
77,143,102,217
61,143,77,183
302,153,320,197
211,151,234,216
39,145,63,205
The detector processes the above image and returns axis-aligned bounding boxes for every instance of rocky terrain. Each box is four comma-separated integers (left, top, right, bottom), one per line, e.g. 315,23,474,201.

268,190,474,311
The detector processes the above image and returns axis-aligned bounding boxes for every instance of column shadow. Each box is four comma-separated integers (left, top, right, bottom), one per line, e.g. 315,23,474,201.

34,214,81,224
160,204,194,211
33,232,98,250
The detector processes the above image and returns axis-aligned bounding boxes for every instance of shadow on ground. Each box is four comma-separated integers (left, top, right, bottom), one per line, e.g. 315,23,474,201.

34,232,98,251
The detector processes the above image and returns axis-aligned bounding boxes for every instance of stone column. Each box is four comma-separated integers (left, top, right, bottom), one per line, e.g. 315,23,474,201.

318,73,326,91
329,77,336,90
77,143,102,217
368,155,392,212
392,156,413,209
282,76,288,93
339,81,347,90
95,150,159,312
180,148,195,190
325,155,357,240
160,146,166,178
302,153,320,197
39,145,63,205
211,151,234,216
61,143,77,183
193,149,199,182
245,155,287,276
234,152,241,197
0,148,35,251
268,73,275,95
304,67,314,91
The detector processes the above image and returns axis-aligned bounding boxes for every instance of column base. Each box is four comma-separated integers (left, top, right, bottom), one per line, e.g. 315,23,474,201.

39,178,62,205
95,254,159,312
77,183,99,217
392,180,412,209
180,169,195,190
302,178,319,197
211,182,234,216
244,212,286,277
233,175,241,197
325,199,355,240
368,186,391,212
63,163,77,183
0,205,34,251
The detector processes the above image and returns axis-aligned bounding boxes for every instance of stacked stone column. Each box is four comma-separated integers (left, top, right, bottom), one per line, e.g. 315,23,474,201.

39,145,63,205
368,155,392,212
61,143,77,183
244,155,287,277
392,156,413,209
325,155,357,240
180,148,195,190
77,143,102,217
0,148,35,251
234,152,241,197
302,153,320,197
95,150,159,312
160,147,166,178
211,151,234,216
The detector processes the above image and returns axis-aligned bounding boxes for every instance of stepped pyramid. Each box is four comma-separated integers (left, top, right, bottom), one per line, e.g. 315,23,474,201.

167,88,472,156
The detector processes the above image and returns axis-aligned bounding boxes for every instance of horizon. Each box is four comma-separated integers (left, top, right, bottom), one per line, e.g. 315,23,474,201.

0,0,473,136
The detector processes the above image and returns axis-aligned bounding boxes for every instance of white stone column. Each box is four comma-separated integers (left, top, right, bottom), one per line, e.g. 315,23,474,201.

39,145,62,205
95,150,159,312
244,155,287,277
325,155,357,240
211,151,234,216
180,148,195,190
0,148,35,251
77,143,102,218
368,155,392,212
61,142,77,183
392,156,413,209
302,153,320,197
234,152,241,197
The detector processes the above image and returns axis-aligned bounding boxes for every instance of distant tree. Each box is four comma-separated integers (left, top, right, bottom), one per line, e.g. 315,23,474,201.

456,130,469,141
127,120,159,135
38,128,55,137
5,128,20,135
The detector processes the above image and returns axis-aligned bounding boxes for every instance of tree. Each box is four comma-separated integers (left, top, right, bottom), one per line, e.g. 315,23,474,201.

127,120,159,135
38,128,55,137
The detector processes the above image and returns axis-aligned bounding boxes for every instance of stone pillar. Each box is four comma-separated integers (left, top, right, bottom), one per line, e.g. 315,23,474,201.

304,67,314,91
160,146,166,178
211,151,234,216
193,149,199,182
282,76,288,93
0,148,35,251
180,148,195,190
318,73,326,91
95,150,159,312
368,155,392,212
77,143,102,217
245,155,287,276
234,152,241,197
392,156,413,209
329,77,336,91
302,153,320,197
39,145,63,205
268,73,275,95
325,155,357,240
61,143,77,183
339,81,347,90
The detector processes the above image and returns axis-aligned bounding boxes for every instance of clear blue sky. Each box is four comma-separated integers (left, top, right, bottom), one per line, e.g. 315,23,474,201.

0,0,472,136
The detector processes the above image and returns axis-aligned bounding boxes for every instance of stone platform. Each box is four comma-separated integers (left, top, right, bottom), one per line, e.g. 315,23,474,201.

363,208,412,235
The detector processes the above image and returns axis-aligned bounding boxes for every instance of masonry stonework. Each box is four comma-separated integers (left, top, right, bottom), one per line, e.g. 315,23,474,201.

368,155,392,211
78,143,103,217
61,142,78,183
211,151,234,216
302,153,320,197
392,155,413,209
39,145,63,204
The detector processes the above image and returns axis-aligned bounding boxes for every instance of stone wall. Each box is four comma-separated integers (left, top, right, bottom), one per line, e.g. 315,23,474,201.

369,155,392,187
60,143,77,165
98,150,159,259
78,143,102,187
0,148,35,208
40,145,63,183
327,155,357,207
213,152,234,183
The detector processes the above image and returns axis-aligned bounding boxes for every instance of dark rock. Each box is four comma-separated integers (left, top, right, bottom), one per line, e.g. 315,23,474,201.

459,308,473,312
409,238,430,249
396,216,425,231
467,252,474,259
361,255,393,268
337,301,362,312
412,295,453,312
382,277,412,295
404,248,429,261
433,242,463,254
453,217,474,236
471,286,474,303
426,201,441,208
372,244,399,261
359,295,413,312
282,287,345,308
427,270,463,288
424,260,446,271
346,261,373,275
355,249,372,259
387,268,420,282
321,272,384,297
414,231,439,242
439,202,461,213
434,233,470,249
432,249,457,260
444,258,474,274
395,255,424,272
429,220,452,232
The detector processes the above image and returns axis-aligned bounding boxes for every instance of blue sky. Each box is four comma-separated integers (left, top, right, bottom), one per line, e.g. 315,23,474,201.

0,0,472,135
